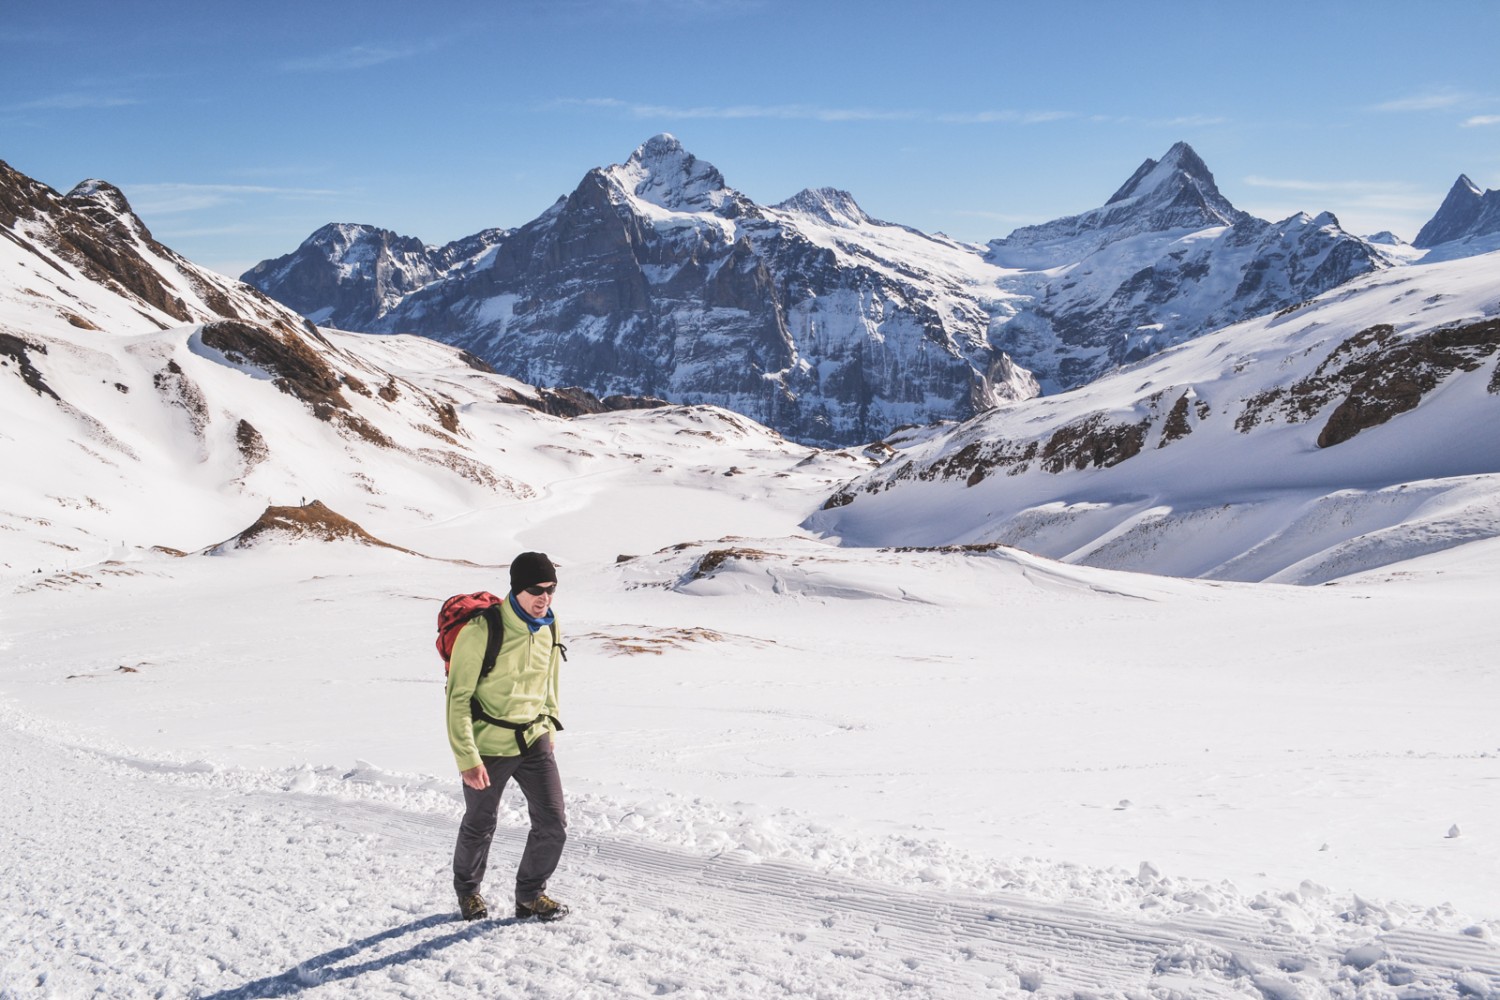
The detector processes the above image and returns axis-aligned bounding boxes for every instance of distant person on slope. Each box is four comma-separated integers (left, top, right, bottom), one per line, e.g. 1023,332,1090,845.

447,551,569,922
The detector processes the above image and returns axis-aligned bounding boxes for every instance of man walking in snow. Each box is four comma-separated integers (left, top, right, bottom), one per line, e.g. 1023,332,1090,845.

447,551,569,922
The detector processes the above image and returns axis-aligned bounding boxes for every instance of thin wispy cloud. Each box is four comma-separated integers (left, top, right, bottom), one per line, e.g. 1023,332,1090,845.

1242,176,1438,215
1462,115,1500,128
279,44,424,73
127,182,341,215
4,93,139,112
557,97,1088,126
1243,176,1411,193
938,110,1074,125
557,97,917,122
1372,89,1473,113
1139,114,1229,129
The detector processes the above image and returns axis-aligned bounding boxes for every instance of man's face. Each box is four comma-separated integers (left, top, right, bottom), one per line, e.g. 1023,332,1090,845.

516,582,556,618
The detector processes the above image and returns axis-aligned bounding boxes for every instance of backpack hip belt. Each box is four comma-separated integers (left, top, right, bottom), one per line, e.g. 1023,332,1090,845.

468,703,563,754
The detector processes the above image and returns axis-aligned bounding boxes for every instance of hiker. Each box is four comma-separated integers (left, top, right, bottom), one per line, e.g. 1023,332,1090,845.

446,552,569,922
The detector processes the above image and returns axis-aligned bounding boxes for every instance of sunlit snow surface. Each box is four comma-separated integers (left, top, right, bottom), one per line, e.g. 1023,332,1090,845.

5,461,1500,996
5,208,1500,995
815,248,1500,585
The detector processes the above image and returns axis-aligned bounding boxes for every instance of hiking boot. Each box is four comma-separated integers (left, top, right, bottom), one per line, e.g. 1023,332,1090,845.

515,894,569,921
459,892,489,921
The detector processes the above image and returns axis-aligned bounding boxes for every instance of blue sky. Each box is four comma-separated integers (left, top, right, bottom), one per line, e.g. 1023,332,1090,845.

3,0,1498,277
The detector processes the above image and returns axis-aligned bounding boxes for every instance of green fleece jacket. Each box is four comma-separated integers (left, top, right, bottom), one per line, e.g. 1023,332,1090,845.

446,599,562,771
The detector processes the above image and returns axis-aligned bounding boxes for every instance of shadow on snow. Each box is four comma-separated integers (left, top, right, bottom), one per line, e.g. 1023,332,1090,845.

195,912,523,998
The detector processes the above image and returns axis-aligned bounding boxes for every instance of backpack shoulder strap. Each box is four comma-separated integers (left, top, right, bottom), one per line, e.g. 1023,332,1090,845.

478,604,505,678
549,621,568,662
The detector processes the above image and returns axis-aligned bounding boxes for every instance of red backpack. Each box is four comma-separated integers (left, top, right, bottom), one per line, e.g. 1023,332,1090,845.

437,591,565,678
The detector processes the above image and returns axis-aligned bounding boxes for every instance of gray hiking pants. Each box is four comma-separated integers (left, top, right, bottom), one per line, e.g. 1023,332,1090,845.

452,733,567,904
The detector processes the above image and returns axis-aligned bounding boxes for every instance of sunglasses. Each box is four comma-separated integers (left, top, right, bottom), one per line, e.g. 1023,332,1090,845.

523,584,557,596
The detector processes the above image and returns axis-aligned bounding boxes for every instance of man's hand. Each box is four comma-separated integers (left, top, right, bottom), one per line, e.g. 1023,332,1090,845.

461,764,490,790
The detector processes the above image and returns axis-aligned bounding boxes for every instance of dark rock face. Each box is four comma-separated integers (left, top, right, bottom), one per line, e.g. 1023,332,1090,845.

1233,319,1500,447
1315,318,1500,447
199,319,352,420
0,332,60,400
1414,176,1500,248
240,223,507,329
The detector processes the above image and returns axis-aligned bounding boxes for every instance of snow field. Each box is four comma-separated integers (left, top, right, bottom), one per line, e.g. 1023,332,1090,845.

5,532,1500,996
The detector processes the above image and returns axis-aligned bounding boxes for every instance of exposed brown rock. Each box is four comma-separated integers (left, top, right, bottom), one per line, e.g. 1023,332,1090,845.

199,319,350,420
1158,392,1194,446
691,547,770,579
224,500,412,551
1040,413,1151,473
1233,319,1500,445
430,397,461,434
0,332,60,400
1317,317,1500,447
153,359,208,437
235,419,268,469
821,490,856,510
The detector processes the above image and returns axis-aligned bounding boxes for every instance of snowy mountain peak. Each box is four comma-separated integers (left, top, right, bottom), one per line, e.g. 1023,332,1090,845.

65,178,133,217
990,141,1249,271
1414,173,1500,248
1107,142,1211,203
773,187,871,227
1103,141,1237,225
305,222,382,250
610,132,733,212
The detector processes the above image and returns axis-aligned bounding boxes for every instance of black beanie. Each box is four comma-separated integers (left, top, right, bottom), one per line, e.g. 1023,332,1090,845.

510,551,557,594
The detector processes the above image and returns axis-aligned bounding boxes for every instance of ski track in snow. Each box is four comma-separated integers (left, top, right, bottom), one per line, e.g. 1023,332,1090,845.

5,713,1499,1000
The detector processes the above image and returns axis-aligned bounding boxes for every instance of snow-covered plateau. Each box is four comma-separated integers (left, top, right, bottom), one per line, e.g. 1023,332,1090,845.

4,157,1500,998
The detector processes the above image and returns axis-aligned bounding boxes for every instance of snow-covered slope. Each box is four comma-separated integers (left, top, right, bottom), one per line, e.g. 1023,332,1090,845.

812,248,1500,583
0,157,859,575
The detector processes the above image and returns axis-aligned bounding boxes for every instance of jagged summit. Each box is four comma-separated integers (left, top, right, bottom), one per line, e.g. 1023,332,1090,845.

1414,174,1500,248
245,137,1395,433
608,132,733,212
990,141,1248,268
774,187,871,228
1102,141,1239,226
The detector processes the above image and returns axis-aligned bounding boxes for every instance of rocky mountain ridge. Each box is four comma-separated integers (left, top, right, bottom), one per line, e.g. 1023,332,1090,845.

250,135,1038,447
245,137,1436,443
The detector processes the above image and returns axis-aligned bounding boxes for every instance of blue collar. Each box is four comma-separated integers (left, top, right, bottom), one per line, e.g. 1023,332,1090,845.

509,592,555,632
